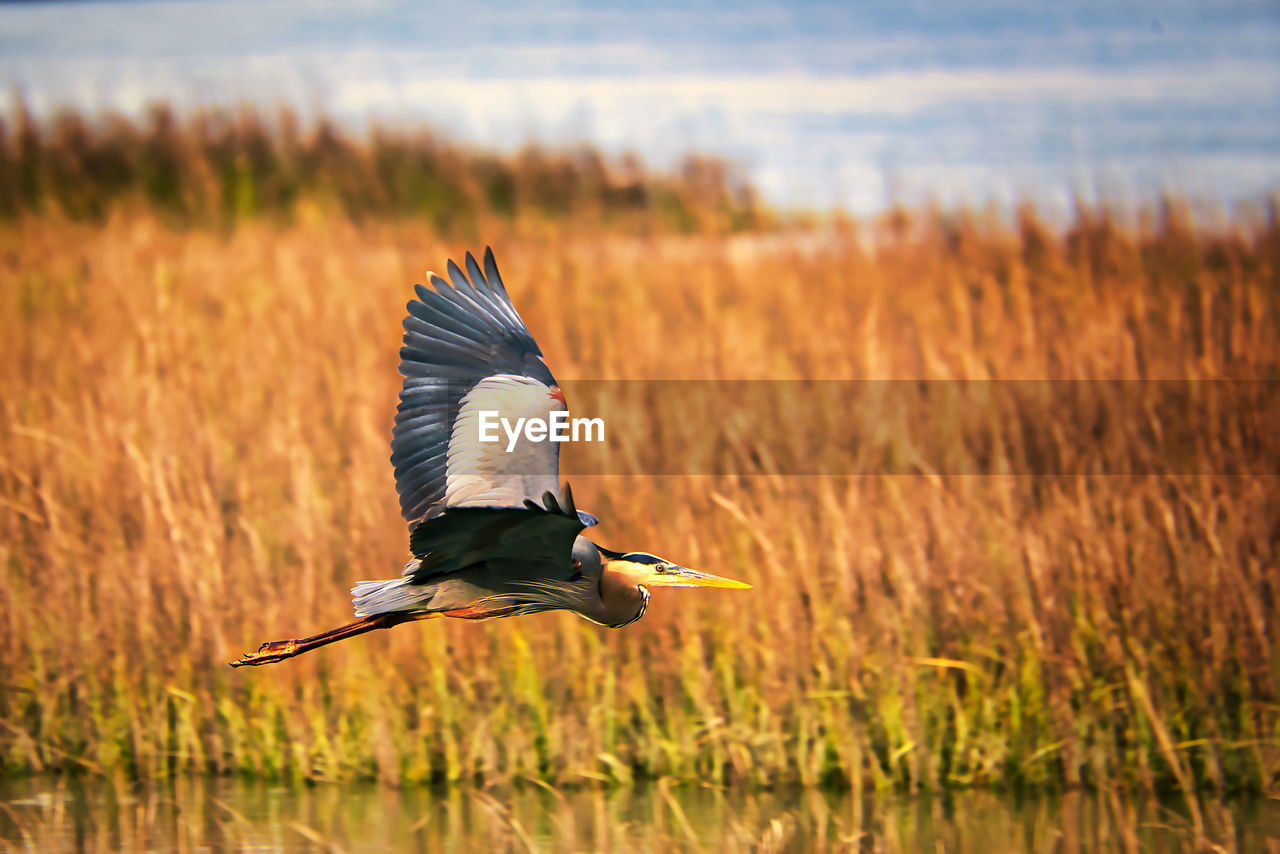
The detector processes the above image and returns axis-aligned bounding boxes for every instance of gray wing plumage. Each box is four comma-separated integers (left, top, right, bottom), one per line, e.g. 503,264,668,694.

391,247,557,524
405,486,590,584
352,486,596,616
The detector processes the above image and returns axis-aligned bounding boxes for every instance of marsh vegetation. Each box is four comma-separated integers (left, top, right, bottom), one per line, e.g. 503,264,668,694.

1,104,1277,850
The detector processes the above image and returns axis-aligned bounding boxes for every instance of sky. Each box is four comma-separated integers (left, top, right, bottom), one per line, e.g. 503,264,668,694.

2,0,1279,215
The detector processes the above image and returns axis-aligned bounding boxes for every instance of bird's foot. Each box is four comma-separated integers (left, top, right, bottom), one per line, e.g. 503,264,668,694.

229,639,298,667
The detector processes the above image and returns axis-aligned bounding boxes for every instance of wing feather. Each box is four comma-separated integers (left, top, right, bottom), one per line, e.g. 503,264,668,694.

406,487,591,582
478,248,527,330
391,248,559,525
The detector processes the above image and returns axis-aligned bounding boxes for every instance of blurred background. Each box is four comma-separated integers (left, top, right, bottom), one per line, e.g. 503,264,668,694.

4,0,1279,217
2,3,1279,852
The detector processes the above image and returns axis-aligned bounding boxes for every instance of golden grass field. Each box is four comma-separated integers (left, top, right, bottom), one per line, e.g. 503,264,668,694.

3,186,1277,813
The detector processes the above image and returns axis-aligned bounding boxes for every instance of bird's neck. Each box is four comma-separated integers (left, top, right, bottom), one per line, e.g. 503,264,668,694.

595,567,648,628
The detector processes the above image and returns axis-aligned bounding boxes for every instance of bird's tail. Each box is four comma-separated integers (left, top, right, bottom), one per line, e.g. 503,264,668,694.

351,577,433,616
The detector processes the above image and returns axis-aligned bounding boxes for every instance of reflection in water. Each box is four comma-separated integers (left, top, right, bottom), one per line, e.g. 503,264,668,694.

1,775,1277,852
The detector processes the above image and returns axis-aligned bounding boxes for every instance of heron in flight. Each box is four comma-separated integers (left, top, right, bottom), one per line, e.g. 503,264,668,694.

231,248,749,666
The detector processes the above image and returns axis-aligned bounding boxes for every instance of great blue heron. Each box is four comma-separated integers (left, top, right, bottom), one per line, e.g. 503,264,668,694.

231,248,749,667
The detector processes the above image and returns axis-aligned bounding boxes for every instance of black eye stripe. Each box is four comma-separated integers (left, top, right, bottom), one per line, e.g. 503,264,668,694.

623,553,664,565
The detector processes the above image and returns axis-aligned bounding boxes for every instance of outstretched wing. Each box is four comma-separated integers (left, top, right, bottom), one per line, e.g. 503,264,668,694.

391,247,563,523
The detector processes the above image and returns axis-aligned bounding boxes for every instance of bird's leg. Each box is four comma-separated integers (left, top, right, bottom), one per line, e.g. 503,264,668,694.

228,611,430,667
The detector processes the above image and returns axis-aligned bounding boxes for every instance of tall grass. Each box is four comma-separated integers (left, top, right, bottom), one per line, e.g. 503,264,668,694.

0,148,1277,799
0,100,761,233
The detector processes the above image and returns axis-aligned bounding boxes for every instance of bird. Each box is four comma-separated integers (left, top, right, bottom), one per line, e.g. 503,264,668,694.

230,248,749,666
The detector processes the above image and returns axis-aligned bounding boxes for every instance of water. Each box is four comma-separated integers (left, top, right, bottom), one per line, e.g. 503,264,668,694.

3,1,1279,214
2,775,1277,853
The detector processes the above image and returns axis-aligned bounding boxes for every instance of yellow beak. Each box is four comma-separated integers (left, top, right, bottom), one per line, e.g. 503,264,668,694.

640,564,753,590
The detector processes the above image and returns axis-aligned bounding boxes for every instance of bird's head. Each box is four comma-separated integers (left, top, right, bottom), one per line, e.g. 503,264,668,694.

599,549,753,591
559,539,751,629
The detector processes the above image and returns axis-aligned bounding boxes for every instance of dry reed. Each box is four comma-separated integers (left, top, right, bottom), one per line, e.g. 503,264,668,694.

0,166,1277,799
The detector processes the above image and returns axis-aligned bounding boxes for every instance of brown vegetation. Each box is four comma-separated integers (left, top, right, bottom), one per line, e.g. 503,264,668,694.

0,108,1277,804
0,101,760,232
